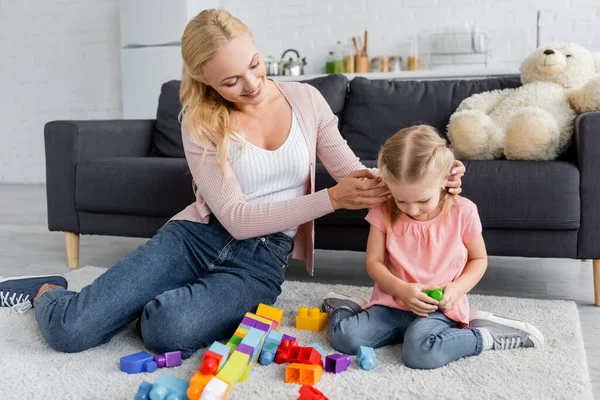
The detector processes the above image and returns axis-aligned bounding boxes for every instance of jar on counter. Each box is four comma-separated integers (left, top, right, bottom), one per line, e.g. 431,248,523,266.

370,57,382,72
389,56,402,72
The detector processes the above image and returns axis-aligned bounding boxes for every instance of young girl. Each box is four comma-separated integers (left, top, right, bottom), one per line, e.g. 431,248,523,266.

320,125,544,370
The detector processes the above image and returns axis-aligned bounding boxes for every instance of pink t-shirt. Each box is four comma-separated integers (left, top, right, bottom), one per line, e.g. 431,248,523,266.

363,196,482,327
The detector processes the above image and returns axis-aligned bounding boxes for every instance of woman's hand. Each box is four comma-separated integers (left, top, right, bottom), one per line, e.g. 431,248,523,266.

394,282,440,318
446,160,466,195
437,282,465,313
328,170,390,210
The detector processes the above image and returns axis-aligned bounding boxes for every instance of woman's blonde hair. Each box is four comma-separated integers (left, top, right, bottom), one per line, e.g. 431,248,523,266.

179,9,249,174
378,125,455,229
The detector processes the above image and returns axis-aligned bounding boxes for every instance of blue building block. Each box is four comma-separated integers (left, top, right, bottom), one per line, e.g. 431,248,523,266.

307,343,326,364
357,346,376,370
120,351,158,374
240,327,266,350
149,373,189,400
134,381,153,400
259,330,283,365
208,341,231,370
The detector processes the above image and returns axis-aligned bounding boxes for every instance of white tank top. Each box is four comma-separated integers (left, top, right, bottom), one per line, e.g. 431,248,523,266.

229,111,310,237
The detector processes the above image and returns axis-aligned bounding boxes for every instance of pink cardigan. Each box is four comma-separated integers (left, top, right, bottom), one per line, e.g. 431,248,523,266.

171,80,366,275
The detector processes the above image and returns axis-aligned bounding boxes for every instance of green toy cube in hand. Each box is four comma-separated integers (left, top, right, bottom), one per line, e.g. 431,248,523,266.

423,288,444,301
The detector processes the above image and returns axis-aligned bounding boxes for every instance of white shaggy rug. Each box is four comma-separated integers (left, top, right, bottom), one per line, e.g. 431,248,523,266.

0,266,592,400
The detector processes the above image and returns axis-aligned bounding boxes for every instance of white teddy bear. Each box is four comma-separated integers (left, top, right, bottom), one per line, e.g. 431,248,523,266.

448,43,600,160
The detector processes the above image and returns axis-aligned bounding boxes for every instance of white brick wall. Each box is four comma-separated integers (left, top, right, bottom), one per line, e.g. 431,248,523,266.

1,0,599,183
0,0,121,183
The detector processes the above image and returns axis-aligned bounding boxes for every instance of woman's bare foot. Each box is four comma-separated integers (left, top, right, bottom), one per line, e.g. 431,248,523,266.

34,283,63,302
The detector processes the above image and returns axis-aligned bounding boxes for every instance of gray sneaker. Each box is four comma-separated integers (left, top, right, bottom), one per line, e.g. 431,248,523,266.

0,274,68,314
470,311,544,350
319,292,367,318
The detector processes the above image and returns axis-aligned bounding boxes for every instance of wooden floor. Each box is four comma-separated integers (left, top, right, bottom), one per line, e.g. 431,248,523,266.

1,184,598,397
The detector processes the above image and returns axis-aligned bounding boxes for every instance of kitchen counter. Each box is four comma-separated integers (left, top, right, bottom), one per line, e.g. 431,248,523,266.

272,67,519,81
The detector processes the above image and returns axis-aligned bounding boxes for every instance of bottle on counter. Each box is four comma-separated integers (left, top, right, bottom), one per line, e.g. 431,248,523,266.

325,42,345,74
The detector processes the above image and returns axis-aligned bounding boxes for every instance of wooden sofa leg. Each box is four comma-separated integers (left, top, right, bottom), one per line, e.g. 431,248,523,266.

594,260,600,307
65,232,80,269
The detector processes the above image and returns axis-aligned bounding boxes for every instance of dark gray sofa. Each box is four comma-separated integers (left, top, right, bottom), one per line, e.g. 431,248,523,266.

44,74,600,306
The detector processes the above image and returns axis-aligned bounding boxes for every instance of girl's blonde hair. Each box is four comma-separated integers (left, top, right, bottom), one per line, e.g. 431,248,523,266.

378,125,455,228
179,9,249,174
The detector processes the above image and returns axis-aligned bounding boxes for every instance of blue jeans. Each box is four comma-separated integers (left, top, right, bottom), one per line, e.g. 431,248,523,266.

34,217,292,359
329,305,483,369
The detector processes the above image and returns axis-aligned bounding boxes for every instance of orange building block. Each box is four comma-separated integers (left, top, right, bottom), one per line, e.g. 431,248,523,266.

187,372,213,400
295,306,328,331
285,363,323,386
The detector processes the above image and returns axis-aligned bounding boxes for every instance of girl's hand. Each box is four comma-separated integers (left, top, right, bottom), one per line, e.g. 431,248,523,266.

437,282,465,313
328,170,390,210
395,282,440,318
446,160,466,195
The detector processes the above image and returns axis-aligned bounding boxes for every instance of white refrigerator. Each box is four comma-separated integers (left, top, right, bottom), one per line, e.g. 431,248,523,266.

119,0,220,119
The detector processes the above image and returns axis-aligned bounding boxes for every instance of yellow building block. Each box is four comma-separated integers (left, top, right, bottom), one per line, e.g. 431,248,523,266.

225,342,237,354
295,306,328,331
256,304,284,330
234,327,248,338
216,351,250,389
245,312,274,327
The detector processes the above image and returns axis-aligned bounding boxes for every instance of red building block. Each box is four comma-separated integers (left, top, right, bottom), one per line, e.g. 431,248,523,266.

288,347,323,366
298,385,329,400
200,350,224,375
275,339,299,364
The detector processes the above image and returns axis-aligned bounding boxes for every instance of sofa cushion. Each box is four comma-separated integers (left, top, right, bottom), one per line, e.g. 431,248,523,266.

76,157,195,217
341,76,522,160
300,74,349,125
315,160,580,230
149,75,349,158
150,80,184,158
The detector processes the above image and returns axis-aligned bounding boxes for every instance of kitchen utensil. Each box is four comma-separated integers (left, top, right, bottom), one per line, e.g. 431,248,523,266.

280,49,307,76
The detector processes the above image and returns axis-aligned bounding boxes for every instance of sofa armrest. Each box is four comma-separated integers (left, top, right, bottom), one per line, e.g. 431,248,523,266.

575,111,600,258
44,119,155,233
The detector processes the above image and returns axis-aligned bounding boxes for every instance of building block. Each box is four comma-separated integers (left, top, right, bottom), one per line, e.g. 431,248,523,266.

134,381,153,400
235,343,255,358
238,330,267,383
154,351,182,368
285,363,323,385
253,320,271,333
423,288,444,301
216,351,250,388
226,342,237,354
240,327,266,350
256,303,284,330
187,372,213,400
228,335,243,346
357,346,376,370
234,327,248,338
275,339,299,364
207,342,231,371
240,315,257,327
245,312,278,331
149,373,189,400
298,384,329,400
120,351,158,374
289,347,323,366
307,343,325,365
295,306,328,331
199,376,229,400
324,354,352,374
259,331,284,365
200,350,225,376
282,334,296,342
